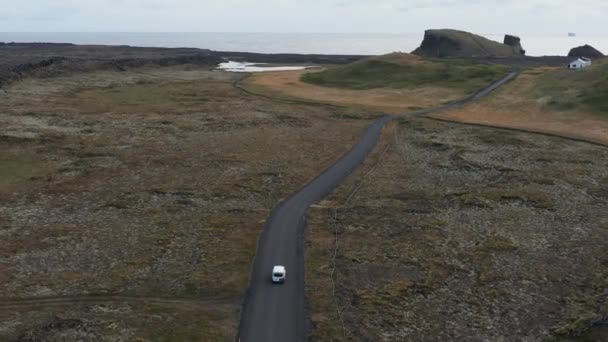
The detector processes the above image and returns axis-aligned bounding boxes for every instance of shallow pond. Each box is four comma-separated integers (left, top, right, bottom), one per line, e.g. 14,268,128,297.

217,61,316,73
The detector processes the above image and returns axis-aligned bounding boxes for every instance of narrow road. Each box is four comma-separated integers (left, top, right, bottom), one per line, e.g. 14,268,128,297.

238,117,391,342
237,70,518,342
411,70,519,116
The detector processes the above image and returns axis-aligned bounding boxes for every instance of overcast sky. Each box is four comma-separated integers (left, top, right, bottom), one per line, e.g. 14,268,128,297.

1,0,607,35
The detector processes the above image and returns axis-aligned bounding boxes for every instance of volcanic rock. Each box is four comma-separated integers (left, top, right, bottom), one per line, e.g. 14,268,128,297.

413,29,526,58
504,35,526,55
568,45,604,59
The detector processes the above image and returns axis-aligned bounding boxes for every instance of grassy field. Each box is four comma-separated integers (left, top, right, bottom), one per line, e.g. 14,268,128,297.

301,53,510,94
534,58,608,115
241,69,468,113
307,118,608,341
436,60,608,145
239,53,510,113
0,65,370,341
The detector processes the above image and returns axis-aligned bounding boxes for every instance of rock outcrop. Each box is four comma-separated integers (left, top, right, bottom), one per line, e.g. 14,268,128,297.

412,29,526,58
504,35,526,55
568,45,604,59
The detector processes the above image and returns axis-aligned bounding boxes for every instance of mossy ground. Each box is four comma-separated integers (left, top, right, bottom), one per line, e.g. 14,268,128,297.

0,65,370,341
307,118,608,341
0,157,40,189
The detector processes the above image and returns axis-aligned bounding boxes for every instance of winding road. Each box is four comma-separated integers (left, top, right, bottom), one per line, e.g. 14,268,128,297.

237,70,518,342
238,117,391,342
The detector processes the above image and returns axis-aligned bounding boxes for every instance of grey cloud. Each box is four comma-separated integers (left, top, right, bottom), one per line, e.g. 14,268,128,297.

1,0,607,34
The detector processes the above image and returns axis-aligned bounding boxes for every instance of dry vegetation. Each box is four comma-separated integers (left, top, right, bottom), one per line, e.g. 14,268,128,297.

0,64,371,341
307,118,608,341
242,69,463,113
3,44,607,341
240,53,482,113
435,64,608,145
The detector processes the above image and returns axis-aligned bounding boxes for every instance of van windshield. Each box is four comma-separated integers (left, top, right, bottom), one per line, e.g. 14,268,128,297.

273,273,283,277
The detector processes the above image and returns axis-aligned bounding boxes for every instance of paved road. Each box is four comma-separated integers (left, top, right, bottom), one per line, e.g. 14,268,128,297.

237,116,391,342
412,70,519,116
237,70,519,342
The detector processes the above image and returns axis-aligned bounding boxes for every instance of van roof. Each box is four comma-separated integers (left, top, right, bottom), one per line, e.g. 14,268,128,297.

272,265,286,272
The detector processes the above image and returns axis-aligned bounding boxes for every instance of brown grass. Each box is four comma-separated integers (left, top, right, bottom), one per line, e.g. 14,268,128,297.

242,69,466,113
0,65,370,340
306,118,608,341
0,300,237,342
434,67,608,145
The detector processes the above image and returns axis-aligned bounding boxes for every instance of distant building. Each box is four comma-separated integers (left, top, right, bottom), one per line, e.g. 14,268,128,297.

568,57,592,69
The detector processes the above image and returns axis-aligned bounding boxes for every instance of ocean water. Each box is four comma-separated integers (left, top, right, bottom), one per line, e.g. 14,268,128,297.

0,32,606,57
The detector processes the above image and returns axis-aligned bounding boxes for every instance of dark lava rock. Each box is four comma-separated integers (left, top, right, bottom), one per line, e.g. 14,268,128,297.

16,318,91,342
568,45,604,59
504,35,526,55
413,29,526,58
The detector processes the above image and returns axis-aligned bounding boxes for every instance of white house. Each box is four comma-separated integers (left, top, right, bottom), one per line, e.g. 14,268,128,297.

568,57,592,69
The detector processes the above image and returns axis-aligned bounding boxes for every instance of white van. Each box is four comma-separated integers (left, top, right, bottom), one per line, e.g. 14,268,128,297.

272,265,286,283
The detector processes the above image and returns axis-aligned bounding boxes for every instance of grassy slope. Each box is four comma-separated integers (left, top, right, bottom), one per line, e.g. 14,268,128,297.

301,53,510,94
535,58,608,115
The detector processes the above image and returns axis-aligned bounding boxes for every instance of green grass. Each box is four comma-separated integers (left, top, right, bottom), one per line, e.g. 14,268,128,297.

76,81,211,113
301,55,509,94
535,58,608,115
0,158,37,188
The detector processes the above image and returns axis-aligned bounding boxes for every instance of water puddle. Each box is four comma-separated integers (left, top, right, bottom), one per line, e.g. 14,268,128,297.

217,61,316,73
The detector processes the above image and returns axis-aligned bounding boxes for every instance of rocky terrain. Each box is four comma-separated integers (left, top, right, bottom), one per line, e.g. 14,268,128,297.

412,29,526,58
0,43,366,90
0,43,222,89
568,45,605,59
504,34,526,55
0,49,371,341
2,41,607,341
307,118,608,341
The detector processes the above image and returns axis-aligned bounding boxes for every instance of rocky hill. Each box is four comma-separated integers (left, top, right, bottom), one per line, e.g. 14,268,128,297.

504,35,526,55
568,45,604,59
412,29,526,58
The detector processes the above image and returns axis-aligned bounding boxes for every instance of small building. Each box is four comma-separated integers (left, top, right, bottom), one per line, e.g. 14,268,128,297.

568,57,592,69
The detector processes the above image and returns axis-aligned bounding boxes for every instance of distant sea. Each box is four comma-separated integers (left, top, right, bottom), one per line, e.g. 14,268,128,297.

0,32,606,57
